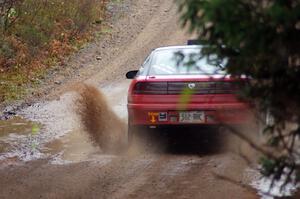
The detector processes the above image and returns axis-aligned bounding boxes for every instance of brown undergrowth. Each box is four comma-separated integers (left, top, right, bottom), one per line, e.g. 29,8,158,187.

0,0,109,103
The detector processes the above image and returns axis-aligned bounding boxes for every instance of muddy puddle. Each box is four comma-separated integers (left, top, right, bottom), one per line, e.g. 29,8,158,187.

0,116,36,137
0,142,10,154
0,116,39,154
43,129,101,162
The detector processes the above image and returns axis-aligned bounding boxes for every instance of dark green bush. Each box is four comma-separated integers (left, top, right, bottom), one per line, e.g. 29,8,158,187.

0,37,15,59
18,25,48,48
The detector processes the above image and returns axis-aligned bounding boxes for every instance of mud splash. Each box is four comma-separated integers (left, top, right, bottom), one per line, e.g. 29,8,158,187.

0,82,129,163
75,83,127,153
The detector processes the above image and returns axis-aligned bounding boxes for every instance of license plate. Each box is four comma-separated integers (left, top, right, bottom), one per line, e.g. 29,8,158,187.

179,111,205,123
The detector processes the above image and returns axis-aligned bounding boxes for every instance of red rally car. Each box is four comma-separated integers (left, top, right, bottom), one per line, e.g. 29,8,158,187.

126,44,251,140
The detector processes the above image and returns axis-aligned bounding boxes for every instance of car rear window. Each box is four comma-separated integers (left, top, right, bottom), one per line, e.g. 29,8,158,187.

148,48,226,76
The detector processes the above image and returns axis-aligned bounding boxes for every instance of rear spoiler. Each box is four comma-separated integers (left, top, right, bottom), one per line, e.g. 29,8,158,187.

187,39,201,45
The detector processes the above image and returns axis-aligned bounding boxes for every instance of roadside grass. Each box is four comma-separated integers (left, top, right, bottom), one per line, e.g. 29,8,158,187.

0,33,97,103
0,72,28,102
0,65,48,102
0,0,109,104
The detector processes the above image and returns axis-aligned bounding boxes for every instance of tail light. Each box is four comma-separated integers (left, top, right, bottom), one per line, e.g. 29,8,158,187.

132,81,245,95
133,82,167,94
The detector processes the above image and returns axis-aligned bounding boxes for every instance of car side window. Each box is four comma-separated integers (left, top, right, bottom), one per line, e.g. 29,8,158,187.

137,55,151,76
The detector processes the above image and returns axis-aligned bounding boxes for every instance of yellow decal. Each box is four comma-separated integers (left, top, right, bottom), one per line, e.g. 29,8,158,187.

148,112,159,123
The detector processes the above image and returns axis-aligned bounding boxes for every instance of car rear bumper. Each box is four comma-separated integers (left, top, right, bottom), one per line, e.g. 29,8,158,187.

128,103,252,126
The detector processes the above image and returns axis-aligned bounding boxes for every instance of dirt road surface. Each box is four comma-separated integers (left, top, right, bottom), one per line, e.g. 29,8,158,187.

0,0,260,198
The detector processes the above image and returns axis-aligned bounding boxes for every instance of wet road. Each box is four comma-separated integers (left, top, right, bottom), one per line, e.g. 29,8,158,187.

0,79,259,199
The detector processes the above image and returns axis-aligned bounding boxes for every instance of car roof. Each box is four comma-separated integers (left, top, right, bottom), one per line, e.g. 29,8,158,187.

153,45,203,52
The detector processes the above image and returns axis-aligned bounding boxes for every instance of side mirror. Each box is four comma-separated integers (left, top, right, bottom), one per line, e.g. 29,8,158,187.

126,70,138,79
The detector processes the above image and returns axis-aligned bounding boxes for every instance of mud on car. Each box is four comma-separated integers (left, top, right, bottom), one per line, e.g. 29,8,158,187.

126,43,251,143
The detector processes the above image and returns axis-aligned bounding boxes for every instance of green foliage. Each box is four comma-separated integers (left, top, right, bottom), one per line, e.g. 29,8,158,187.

0,0,23,31
17,25,48,48
178,87,195,110
0,37,15,58
0,71,28,102
177,0,300,187
31,124,40,135
260,156,277,177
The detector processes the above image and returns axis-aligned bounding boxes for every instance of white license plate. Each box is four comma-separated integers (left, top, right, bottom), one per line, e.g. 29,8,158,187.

179,111,205,123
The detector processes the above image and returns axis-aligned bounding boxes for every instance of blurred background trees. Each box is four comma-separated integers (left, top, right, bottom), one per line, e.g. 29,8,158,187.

0,0,106,70
177,0,300,189
0,0,107,102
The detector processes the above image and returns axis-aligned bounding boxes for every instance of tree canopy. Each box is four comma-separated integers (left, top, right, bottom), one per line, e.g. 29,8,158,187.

177,0,300,189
